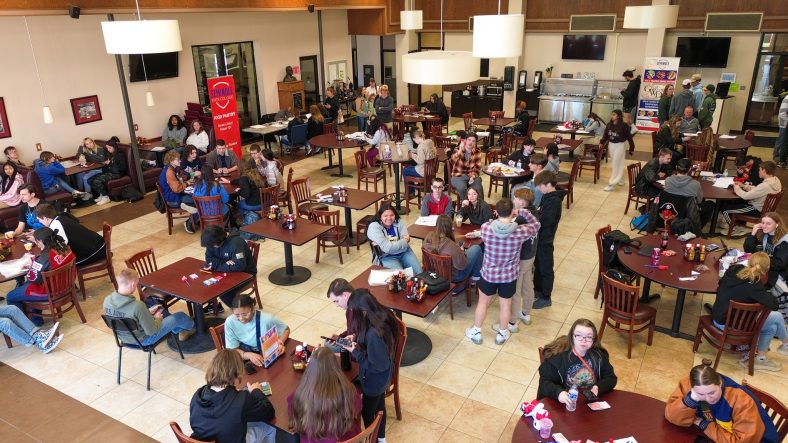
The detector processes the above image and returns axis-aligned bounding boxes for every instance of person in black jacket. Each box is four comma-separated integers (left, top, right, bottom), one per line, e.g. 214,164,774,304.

190,349,276,443
323,86,340,122
654,116,683,156
712,253,788,372
341,289,397,443
506,138,536,187
420,93,449,125
601,110,634,192
538,318,617,403
621,70,641,122
635,148,673,199
233,159,265,215
743,212,788,322
34,203,105,267
89,141,127,205
532,172,566,309
305,105,325,155
201,226,256,307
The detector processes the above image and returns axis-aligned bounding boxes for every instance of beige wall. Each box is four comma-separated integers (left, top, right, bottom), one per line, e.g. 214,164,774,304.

0,11,352,160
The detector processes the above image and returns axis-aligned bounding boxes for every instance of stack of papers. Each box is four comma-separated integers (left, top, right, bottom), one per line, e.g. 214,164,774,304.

415,215,438,226
699,171,715,177
713,177,735,188
313,194,333,203
150,146,166,152
60,160,79,168
719,134,736,139
368,267,414,286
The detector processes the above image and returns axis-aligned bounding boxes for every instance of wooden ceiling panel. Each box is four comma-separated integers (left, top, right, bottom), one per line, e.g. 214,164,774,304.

0,0,385,14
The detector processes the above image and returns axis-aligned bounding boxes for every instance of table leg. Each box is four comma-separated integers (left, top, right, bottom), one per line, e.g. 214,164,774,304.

167,301,223,354
502,177,510,198
342,206,364,246
638,278,661,303
268,242,312,286
654,289,694,340
708,200,722,235
393,311,433,366
331,150,352,178
393,163,404,213
321,148,339,171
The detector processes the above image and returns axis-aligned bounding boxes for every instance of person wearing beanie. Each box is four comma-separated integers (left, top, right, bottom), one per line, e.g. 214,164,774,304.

699,84,718,129
669,79,696,117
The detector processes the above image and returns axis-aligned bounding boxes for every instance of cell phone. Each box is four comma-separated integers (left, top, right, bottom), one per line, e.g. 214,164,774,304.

244,361,258,375
582,389,599,402
320,335,352,348
199,267,213,274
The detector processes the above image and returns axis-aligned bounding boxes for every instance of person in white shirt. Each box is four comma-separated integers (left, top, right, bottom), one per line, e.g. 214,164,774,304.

186,120,210,153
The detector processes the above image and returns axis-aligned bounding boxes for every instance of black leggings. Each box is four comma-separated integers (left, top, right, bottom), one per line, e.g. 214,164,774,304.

361,392,387,439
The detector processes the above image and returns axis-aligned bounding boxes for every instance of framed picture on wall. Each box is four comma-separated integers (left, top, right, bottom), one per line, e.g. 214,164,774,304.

0,98,10,139
70,95,102,125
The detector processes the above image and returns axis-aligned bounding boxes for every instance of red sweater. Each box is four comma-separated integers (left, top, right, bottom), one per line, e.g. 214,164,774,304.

25,249,75,295
425,194,451,215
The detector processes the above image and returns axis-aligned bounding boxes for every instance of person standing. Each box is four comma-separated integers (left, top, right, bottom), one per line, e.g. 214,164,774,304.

601,110,633,192
508,188,538,328
324,86,340,123
658,84,675,126
775,94,788,167
698,84,718,129
690,73,704,113
374,85,394,127
324,278,355,351
356,91,375,133
532,172,566,309
669,79,696,118
620,69,641,122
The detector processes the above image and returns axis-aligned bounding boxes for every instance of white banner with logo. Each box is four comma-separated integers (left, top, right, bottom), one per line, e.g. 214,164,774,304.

636,57,680,131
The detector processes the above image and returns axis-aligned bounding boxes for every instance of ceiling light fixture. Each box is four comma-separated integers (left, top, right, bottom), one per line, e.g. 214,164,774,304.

473,0,524,58
400,0,423,30
623,5,679,29
24,17,53,124
101,0,182,54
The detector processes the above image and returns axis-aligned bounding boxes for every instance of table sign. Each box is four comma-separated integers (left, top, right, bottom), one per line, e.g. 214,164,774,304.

262,326,280,368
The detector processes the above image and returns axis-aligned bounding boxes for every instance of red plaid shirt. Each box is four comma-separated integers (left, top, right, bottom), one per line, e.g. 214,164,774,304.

480,209,540,283
450,143,482,179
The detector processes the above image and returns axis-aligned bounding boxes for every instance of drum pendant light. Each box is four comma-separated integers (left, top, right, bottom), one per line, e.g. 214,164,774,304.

400,0,423,30
472,0,524,58
101,0,182,54
623,5,678,29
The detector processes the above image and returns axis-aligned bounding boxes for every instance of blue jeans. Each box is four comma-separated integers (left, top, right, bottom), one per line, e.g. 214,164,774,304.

357,115,368,132
169,194,199,224
44,178,78,195
6,283,47,326
455,244,483,282
379,248,422,274
776,126,788,162
402,166,422,195
246,421,276,443
77,169,102,192
238,200,261,214
758,311,788,352
141,312,194,346
0,305,39,346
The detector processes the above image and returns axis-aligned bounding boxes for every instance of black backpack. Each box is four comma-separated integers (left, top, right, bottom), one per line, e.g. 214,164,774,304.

121,186,145,203
601,230,640,270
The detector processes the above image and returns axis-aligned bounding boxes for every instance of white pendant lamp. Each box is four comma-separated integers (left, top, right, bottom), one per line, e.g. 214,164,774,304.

401,0,479,85
473,15,524,57
42,106,54,124
400,0,422,30
623,5,679,29
24,17,53,124
101,0,181,54
146,91,156,107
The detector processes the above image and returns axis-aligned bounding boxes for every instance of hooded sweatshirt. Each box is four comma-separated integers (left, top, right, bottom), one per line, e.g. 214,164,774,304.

190,385,275,443
734,176,782,211
743,233,788,291
712,265,778,326
537,190,566,247
664,174,703,204
537,347,617,400
670,88,696,117
480,210,540,283
102,291,160,343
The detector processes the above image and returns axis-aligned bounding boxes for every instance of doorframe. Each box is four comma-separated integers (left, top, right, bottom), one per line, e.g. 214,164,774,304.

300,54,321,106
743,32,787,133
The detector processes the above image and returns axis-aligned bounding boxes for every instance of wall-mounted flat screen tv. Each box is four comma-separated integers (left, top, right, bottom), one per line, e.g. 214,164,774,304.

561,35,607,61
676,37,731,68
129,52,179,82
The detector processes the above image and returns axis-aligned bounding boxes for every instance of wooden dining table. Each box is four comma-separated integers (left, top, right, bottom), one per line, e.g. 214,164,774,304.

655,176,742,235
535,137,583,158
311,187,385,245
473,117,515,147
0,237,40,283
308,133,367,178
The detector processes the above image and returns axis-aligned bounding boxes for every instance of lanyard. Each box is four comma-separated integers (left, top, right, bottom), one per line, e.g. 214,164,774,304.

572,349,596,383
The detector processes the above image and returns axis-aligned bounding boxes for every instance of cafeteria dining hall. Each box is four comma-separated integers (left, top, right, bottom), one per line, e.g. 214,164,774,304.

2,1,788,442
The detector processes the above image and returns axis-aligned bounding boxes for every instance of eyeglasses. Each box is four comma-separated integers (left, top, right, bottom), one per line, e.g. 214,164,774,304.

431,185,444,189
573,334,594,342
234,310,254,320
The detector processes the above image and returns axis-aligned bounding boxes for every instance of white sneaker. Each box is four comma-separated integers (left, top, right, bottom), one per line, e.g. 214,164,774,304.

96,195,111,205
38,334,63,354
519,312,532,325
603,184,615,192
81,192,92,201
777,344,788,356
617,181,625,186
492,322,519,334
32,322,59,347
741,356,783,372
495,329,511,345
465,327,482,345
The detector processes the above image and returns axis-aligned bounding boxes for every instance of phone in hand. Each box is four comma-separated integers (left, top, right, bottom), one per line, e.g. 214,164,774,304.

321,335,352,348
582,389,599,402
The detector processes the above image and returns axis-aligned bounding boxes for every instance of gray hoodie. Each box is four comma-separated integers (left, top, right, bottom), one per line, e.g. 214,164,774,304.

489,218,519,237
545,158,560,173
103,291,160,343
734,176,782,211
664,174,703,204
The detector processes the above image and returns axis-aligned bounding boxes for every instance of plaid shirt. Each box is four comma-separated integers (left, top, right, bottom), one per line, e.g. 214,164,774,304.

480,209,541,283
450,143,482,179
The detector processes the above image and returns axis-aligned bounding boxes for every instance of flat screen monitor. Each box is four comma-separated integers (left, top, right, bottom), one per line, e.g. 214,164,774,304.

676,37,731,68
561,35,606,61
129,52,179,82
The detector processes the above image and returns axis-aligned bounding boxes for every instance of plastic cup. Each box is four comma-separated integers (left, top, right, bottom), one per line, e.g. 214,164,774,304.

4,231,13,240
24,243,33,252
538,418,553,439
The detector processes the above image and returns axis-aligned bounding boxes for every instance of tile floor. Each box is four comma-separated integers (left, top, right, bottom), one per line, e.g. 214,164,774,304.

1,122,787,443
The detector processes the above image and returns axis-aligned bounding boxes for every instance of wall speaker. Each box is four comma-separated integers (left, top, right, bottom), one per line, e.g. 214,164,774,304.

69,5,80,19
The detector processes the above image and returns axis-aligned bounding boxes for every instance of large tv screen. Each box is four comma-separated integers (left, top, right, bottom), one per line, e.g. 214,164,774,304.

676,37,731,68
561,35,607,61
129,52,179,82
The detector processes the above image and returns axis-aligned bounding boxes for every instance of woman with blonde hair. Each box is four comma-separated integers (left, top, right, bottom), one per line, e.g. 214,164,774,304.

235,158,266,215
712,251,788,372
306,104,325,155
287,346,362,443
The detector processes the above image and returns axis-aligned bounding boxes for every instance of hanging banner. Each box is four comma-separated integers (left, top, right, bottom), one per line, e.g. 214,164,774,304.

636,57,680,131
207,75,242,157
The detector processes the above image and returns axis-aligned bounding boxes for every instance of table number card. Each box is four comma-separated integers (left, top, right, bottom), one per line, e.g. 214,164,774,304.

261,326,281,368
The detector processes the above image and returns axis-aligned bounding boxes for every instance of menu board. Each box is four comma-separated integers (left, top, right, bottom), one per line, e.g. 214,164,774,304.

636,57,680,131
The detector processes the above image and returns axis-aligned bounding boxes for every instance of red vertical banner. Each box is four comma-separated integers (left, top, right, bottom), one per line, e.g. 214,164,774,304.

207,75,242,157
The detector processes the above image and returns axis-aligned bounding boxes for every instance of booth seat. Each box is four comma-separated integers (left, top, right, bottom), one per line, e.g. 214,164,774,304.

0,168,74,230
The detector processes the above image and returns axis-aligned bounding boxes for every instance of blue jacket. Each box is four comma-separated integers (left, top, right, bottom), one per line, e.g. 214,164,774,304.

193,181,230,215
34,159,65,190
158,165,181,205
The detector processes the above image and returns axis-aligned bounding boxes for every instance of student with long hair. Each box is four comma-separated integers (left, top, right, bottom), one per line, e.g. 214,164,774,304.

423,214,483,287
601,109,634,192
743,212,788,321
342,289,398,443
366,203,422,273
458,187,493,225
288,346,362,443
159,149,199,233
186,120,210,153
235,158,266,215
665,359,779,443
658,84,675,126
364,116,392,167
182,144,203,174
74,137,105,199
193,165,230,218
0,161,23,208
537,318,617,403
306,105,325,155
89,141,127,205
401,129,436,191
163,114,187,146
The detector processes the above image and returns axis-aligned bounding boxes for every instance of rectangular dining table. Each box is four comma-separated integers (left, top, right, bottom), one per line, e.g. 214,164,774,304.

311,187,385,245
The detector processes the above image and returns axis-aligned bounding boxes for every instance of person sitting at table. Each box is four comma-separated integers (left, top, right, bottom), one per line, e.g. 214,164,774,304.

224,293,290,370
205,140,239,176
4,146,27,168
402,130,436,195
507,138,536,186
341,288,398,443
234,159,265,216
366,203,422,273
103,268,195,345
510,188,538,327
537,318,617,403
193,166,230,221
159,149,199,234
74,137,105,200
402,126,417,152
304,104,325,156
288,346,362,443
0,305,62,353
512,100,530,135
275,106,294,121
421,93,449,126
190,349,277,443
734,155,763,186
635,148,674,200
261,149,283,190
14,184,47,236
88,140,127,206
186,120,210,153
363,116,393,167
6,227,75,326
162,114,187,148
654,116,683,158
743,212,788,322
424,214,483,291
34,203,106,266
34,151,86,199
663,158,715,228
510,154,548,206
0,161,23,208
449,132,483,200
459,187,493,225
720,161,782,236
202,226,256,307
575,112,608,156
679,105,701,135
543,143,560,173
419,177,453,217
181,145,202,175
665,359,779,443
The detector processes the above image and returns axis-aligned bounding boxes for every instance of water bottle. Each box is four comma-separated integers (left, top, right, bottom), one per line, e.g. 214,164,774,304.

516,160,522,169
723,169,728,177
566,385,578,412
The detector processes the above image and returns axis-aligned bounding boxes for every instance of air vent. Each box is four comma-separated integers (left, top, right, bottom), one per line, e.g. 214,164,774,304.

570,15,616,32
705,13,762,32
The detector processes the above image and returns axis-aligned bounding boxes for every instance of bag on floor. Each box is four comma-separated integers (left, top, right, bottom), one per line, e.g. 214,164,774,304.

630,213,649,232
601,230,640,270
153,193,166,213
121,186,144,203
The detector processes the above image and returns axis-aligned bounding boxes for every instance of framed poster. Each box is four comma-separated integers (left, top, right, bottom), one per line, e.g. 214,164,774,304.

0,98,10,139
70,95,102,125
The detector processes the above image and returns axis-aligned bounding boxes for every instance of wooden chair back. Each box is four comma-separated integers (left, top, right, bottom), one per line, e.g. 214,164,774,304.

685,142,710,163
595,225,612,275
435,136,453,152
462,112,474,132
209,324,225,352
526,118,536,137
337,411,383,443
312,208,341,230
489,110,505,119
421,248,454,282
170,421,215,443
426,118,442,136
324,122,336,134
722,301,769,338
627,162,641,192
193,194,225,230
423,157,438,183
156,183,190,235
43,261,78,304
125,248,158,299
290,176,314,217
353,149,368,170
538,346,545,363
76,221,117,299
275,159,284,175
650,131,658,157
742,381,788,441
282,167,294,213
601,273,641,322
402,104,419,112
762,191,785,214
259,184,280,212
385,315,408,420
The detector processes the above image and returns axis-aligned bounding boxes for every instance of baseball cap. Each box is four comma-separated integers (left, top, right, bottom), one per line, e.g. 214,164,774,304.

704,84,715,93
682,79,692,86
691,74,702,82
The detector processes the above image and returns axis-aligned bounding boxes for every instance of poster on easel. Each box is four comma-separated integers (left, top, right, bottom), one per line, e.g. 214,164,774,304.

207,75,242,157
261,326,280,368
636,57,680,131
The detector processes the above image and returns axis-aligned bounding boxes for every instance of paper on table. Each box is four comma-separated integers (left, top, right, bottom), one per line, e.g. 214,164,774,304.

60,160,79,168
700,171,714,177
713,177,735,188
150,146,166,152
250,124,265,129
719,134,736,139
555,126,571,131
476,131,490,137
415,215,438,226
0,254,33,278
558,144,571,150
613,438,638,443
368,267,414,286
576,129,590,134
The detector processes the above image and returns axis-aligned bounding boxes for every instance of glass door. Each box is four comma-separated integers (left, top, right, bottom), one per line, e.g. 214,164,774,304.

192,41,260,127
300,55,319,109
746,33,788,130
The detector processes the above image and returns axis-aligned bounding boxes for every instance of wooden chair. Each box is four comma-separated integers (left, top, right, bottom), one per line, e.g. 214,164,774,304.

238,240,262,308
322,122,336,159
170,421,214,443
650,131,658,157
392,121,405,142
488,110,505,119
462,112,474,132
280,168,294,214
156,183,191,235
444,158,462,212
103,314,184,390
256,184,281,219
403,157,437,213
685,142,710,163
290,175,327,219
23,261,86,324
425,118,442,137
77,222,117,301
193,194,226,231
312,209,349,264
728,191,784,238
577,144,605,184
125,248,181,311
594,225,612,299
692,301,770,376
625,162,646,214
526,118,537,137
598,273,656,359
538,346,545,363
556,158,580,209
386,316,408,420
355,194,393,251
401,104,418,112
421,248,464,319
742,381,788,441
338,411,383,443
354,150,387,195
209,323,225,352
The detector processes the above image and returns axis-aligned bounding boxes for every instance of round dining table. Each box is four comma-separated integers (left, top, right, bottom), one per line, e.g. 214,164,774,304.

511,390,701,443
308,133,367,178
656,177,742,235
685,134,752,172
482,167,530,197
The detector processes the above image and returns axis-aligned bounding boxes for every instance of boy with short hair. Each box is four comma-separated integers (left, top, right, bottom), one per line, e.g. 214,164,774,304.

532,171,566,309
420,177,453,216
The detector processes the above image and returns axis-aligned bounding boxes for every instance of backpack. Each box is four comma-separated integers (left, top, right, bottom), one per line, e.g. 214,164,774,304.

601,230,640,270
153,192,166,213
239,210,265,242
121,186,144,203
630,213,649,232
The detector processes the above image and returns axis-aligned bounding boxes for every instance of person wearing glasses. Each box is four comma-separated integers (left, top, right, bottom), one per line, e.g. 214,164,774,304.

224,293,290,370
420,177,453,217
537,318,617,405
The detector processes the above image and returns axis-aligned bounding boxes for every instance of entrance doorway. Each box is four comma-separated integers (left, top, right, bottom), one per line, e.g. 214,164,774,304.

745,33,788,131
300,55,320,109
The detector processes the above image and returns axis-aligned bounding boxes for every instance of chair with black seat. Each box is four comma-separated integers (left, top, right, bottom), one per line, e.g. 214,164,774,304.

281,123,307,156
103,314,184,391
23,261,86,324
338,411,383,443
421,248,464,319
125,248,182,312
209,323,225,352
727,191,784,239
403,157,437,213
193,194,226,231
692,300,770,376
556,158,580,209
385,316,407,421
156,184,192,235
312,209,349,264
290,175,327,219
742,380,788,441
577,143,606,184
624,162,645,214
594,225,639,301
170,422,214,443
598,273,656,359
354,150,387,195
77,222,117,301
